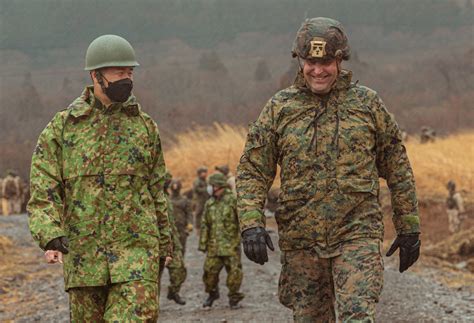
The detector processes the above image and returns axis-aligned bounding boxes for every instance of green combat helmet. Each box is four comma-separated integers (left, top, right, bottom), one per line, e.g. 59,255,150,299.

85,34,140,71
208,173,228,189
292,17,350,61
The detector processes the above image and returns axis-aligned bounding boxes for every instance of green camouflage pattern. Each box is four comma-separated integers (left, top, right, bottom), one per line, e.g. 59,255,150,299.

192,176,209,230
208,172,228,188
237,69,420,252
292,17,350,61
279,238,383,322
162,195,187,294
28,86,172,290
203,254,244,303
170,191,193,253
199,189,241,256
69,280,158,322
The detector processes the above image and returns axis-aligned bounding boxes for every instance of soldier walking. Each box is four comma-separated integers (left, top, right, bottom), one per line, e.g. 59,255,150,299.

170,178,193,255
1,170,22,215
199,173,244,309
159,172,187,305
446,180,465,233
237,18,421,322
27,34,171,321
193,166,210,233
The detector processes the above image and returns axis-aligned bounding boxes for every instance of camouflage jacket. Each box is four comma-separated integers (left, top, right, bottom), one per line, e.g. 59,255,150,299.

170,193,193,238
27,86,172,290
166,195,183,253
199,189,241,256
193,177,210,204
237,70,420,251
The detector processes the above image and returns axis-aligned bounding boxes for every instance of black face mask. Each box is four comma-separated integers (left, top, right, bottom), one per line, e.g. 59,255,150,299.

102,76,133,103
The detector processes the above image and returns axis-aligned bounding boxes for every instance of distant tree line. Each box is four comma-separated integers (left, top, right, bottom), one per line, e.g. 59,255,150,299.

0,0,472,56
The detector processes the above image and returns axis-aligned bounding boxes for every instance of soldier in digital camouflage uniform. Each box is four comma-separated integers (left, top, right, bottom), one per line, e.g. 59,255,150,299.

1,169,22,215
170,178,193,255
199,173,244,309
159,172,187,305
27,34,172,322
237,17,421,322
446,180,465,233
193,166,210,232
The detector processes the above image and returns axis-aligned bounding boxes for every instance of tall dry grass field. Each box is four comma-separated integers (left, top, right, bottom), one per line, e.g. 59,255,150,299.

405,132,474,200
165,123,473,200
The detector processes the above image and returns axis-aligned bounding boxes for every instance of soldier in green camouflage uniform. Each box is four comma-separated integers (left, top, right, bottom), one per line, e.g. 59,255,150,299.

170,178,193,254
193,166,210,232
159,172,187,305
237,18,421,322
199,173,244,309
27,34,172,322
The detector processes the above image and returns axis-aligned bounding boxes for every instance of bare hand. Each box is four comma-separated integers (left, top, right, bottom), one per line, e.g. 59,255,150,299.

165,256,172,266
44,250,64,264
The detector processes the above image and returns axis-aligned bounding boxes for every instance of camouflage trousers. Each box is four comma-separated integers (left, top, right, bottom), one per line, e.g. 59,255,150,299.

68,280,159,322
279,238,383,323
194,202,205,231
203,254,244,303
159,248,187,295
447,209,461,233
1,198,21,215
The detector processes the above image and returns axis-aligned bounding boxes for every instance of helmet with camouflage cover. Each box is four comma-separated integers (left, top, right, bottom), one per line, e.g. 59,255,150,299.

208,173,228,189
215,164,230,176
85,35,140,71
292,17,350,61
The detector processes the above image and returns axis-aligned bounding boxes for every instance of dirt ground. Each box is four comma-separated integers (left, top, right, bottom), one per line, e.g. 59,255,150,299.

1,200,473,322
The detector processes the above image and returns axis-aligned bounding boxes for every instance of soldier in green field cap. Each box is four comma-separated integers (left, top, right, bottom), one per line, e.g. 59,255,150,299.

237,17,421,322
199,173,244,309
27,34,172,321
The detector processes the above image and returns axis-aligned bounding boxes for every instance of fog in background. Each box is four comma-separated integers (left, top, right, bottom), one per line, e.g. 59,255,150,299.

0,0,473,177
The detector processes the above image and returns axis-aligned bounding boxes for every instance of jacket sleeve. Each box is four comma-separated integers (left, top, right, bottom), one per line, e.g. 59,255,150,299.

236,98,278,232
147,121,172,257
198,202,209,251
372,95,420,234
27,113,67,250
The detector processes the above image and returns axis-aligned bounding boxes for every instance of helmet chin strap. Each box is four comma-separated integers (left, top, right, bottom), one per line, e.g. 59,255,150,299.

94,70,108,93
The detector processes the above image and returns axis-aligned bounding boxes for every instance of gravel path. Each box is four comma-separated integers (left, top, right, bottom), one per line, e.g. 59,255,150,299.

1,214,472,322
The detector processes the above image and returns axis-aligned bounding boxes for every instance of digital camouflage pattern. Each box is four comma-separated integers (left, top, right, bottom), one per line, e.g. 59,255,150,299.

279,238,383,322
237,69,420,254
193,176,210,230
162,195,187,295
199,189,244,302
69,280,158,322
199,189,241,256
170,189,193,253
28,86,172,290
292,17,350,61
203,254,244,304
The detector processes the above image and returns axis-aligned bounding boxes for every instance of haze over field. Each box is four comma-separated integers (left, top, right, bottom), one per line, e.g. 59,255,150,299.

0,0,473,177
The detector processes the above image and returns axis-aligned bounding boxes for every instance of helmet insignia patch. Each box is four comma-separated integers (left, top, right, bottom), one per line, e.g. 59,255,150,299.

309,40,326,58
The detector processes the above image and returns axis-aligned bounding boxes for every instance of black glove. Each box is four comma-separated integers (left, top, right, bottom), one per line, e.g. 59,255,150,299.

386,233,420,273
242,227,274,265
44,236,69,254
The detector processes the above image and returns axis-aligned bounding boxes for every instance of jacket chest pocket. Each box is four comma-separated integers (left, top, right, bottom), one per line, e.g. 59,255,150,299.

338,106,376,157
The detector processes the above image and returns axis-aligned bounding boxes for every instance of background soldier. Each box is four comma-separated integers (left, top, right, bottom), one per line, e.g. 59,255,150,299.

237,17,421,322
193,166,210,233
199,173,244,309
27,34,171,321
215,164,237,196
420,126,436,143
446,180,465,233
160,172,187,305
1,170,22,215
170,178,193,254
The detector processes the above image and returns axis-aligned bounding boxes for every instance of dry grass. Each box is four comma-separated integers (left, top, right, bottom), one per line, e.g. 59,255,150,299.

405,132,474,200
165,124,473,200
164,123,247,190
